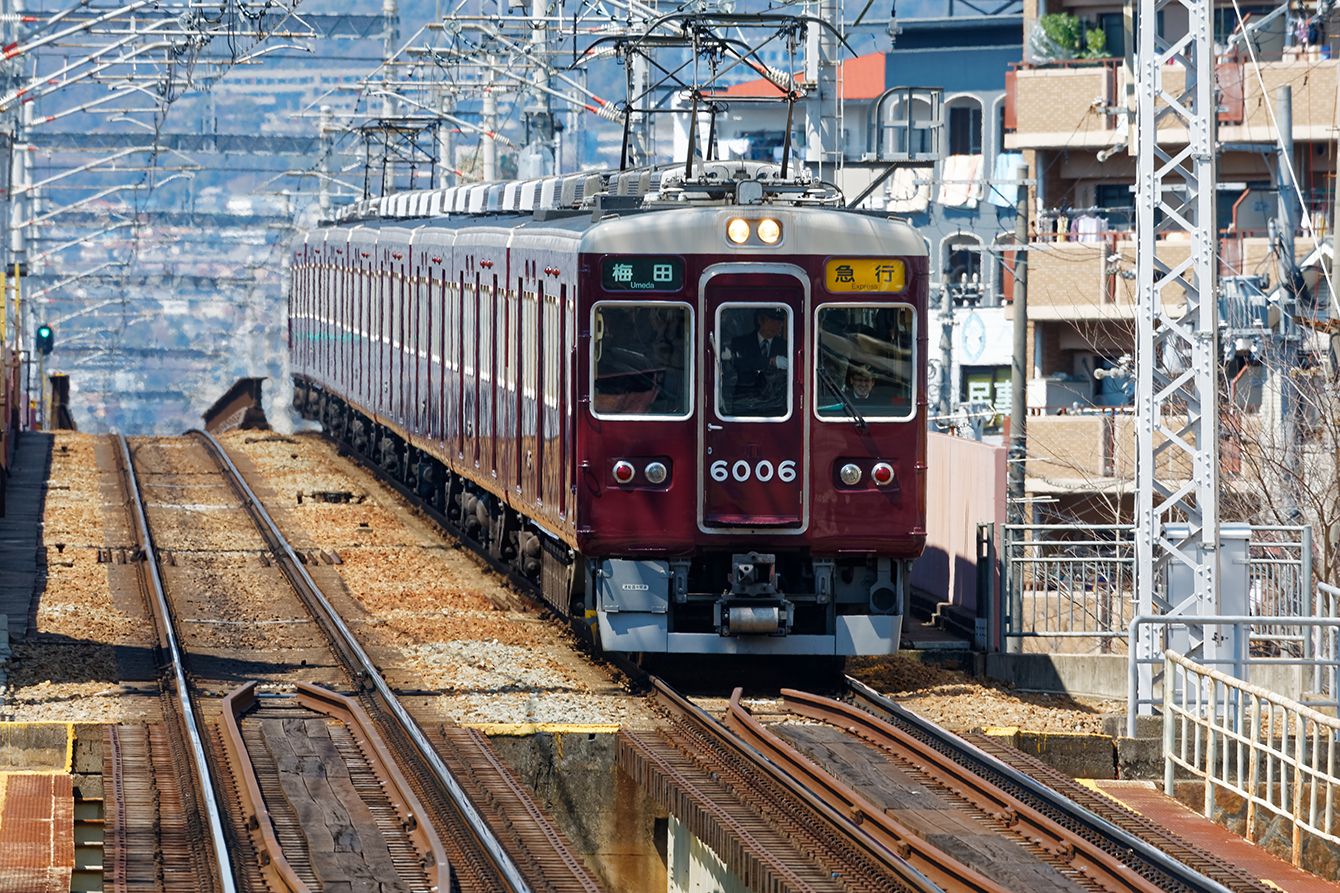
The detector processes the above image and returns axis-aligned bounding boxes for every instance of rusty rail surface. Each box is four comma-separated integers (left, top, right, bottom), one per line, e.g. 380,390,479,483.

772,688,1167,893
844,678,1239,893
647,679,944,893
195,429,600,893
217,683,311,893
719,686,1013,893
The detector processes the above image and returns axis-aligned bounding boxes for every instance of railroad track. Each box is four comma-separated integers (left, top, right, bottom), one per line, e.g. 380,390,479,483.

845,679,1278,893
114,431,601,893
624,676,1245,893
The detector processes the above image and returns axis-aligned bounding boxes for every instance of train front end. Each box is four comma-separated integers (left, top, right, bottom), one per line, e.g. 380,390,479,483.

578,202,929,656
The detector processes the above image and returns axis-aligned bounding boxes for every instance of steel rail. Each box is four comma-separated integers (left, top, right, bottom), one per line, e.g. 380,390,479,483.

845,676,1235,893
217,683,312,893
721,687,1011,893
189,429,533,893
115,433,237,893
648,679,945,893
780,687,1166,893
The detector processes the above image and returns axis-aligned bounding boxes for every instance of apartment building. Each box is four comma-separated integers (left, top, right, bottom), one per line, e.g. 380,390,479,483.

667,12,1027,431
1006,0,1338,522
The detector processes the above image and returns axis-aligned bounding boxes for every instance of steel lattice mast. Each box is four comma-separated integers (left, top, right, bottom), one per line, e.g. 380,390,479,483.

1134,0,1220,669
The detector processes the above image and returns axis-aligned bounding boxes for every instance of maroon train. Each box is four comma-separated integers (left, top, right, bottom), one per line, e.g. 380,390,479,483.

289,164,928,656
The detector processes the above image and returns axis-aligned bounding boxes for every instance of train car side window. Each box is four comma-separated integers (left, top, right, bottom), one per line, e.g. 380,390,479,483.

815,305,916,421
716,304,792,421
591,302,692,419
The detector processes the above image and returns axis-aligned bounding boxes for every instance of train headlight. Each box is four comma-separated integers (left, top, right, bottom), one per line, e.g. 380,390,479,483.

644,461,669,485
612,460,636,485
726,217,751,245
871,462,895,487
756,218,782,245
839,463,862,486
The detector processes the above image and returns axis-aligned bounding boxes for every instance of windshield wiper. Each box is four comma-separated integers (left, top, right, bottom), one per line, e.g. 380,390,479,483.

816,363,867,431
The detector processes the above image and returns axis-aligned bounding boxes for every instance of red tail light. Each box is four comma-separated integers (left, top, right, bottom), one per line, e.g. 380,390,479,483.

871,462,895,486
612,460,636,484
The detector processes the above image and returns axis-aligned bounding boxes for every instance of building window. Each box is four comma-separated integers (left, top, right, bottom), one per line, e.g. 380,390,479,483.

942,235,984,306
948,103,983,155
1098,13,1125,57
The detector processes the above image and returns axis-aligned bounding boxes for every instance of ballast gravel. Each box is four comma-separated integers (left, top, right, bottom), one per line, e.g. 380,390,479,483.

222,431,647,729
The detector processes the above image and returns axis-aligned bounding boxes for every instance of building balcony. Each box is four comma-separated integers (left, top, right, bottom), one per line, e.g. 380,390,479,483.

1027,235,1310,321
1005,58,1338,150
1025,411,1193,493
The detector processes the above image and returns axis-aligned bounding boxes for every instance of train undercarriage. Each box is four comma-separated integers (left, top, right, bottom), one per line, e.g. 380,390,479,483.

294,377,904,657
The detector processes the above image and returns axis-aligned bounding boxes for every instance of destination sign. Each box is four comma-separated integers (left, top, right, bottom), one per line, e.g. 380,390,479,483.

825,258,907,293
601,257,684,292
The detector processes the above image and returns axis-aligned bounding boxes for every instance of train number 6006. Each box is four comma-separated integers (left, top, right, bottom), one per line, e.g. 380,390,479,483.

710,459,797,483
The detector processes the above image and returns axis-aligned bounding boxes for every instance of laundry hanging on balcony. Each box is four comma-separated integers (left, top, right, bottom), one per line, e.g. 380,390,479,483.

937,154,983,209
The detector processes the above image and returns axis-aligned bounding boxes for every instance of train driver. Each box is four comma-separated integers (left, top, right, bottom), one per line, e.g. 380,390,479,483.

729,307,788,415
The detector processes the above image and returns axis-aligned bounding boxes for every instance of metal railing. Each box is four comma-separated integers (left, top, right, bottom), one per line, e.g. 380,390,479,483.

1001,523,1135,649
1002,523,1312,650
1163,650,1340,869
1127,612,1340,728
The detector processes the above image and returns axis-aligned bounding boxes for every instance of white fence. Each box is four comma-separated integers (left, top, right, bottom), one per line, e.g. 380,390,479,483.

1126,581,1340,727
1164,650,1340,868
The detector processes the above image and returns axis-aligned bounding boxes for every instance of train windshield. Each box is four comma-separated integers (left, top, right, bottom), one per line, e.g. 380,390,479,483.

816,305,915,420
591,302,692,418
716,304,793,420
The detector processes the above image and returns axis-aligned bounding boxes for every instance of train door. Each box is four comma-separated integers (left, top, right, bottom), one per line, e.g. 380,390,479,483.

699,267,809,531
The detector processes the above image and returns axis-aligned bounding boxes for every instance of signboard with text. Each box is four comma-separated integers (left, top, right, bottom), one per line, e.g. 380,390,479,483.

601,257,684,292
824,258,906,293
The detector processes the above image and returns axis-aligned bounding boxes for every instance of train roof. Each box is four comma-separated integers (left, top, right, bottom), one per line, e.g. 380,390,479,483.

309,161,926,258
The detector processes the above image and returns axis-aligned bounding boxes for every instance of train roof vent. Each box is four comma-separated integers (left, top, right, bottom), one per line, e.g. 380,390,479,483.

436,187,456,215
502,181,521,211
453,187,469,213
467,184,488,213
519,180,539,211
558,174,581,207
538,177,559,209
486,183,505,212
378,195,395,217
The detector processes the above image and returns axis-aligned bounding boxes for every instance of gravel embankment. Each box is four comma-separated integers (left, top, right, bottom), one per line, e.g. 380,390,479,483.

4,434,156,722
850,656,1121,735
222,431,653,729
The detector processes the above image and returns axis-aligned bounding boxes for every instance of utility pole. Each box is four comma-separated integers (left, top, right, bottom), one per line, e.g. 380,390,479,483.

381,0,400,118
1008,164,1030,524
1271,85,1301,512
805,0,840,178
318,105,333,218
482,64,497,182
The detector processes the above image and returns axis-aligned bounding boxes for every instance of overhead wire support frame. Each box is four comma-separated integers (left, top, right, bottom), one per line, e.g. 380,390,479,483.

1133,0,1221,706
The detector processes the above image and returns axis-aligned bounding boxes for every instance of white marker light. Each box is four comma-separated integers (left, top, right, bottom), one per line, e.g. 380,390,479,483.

839,463,862,486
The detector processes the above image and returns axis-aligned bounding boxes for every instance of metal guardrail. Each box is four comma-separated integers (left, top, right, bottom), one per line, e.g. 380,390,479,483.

1001,524,1135,648
1002,524,1312,650
1163,649,1340,869
1127,613,1340,731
